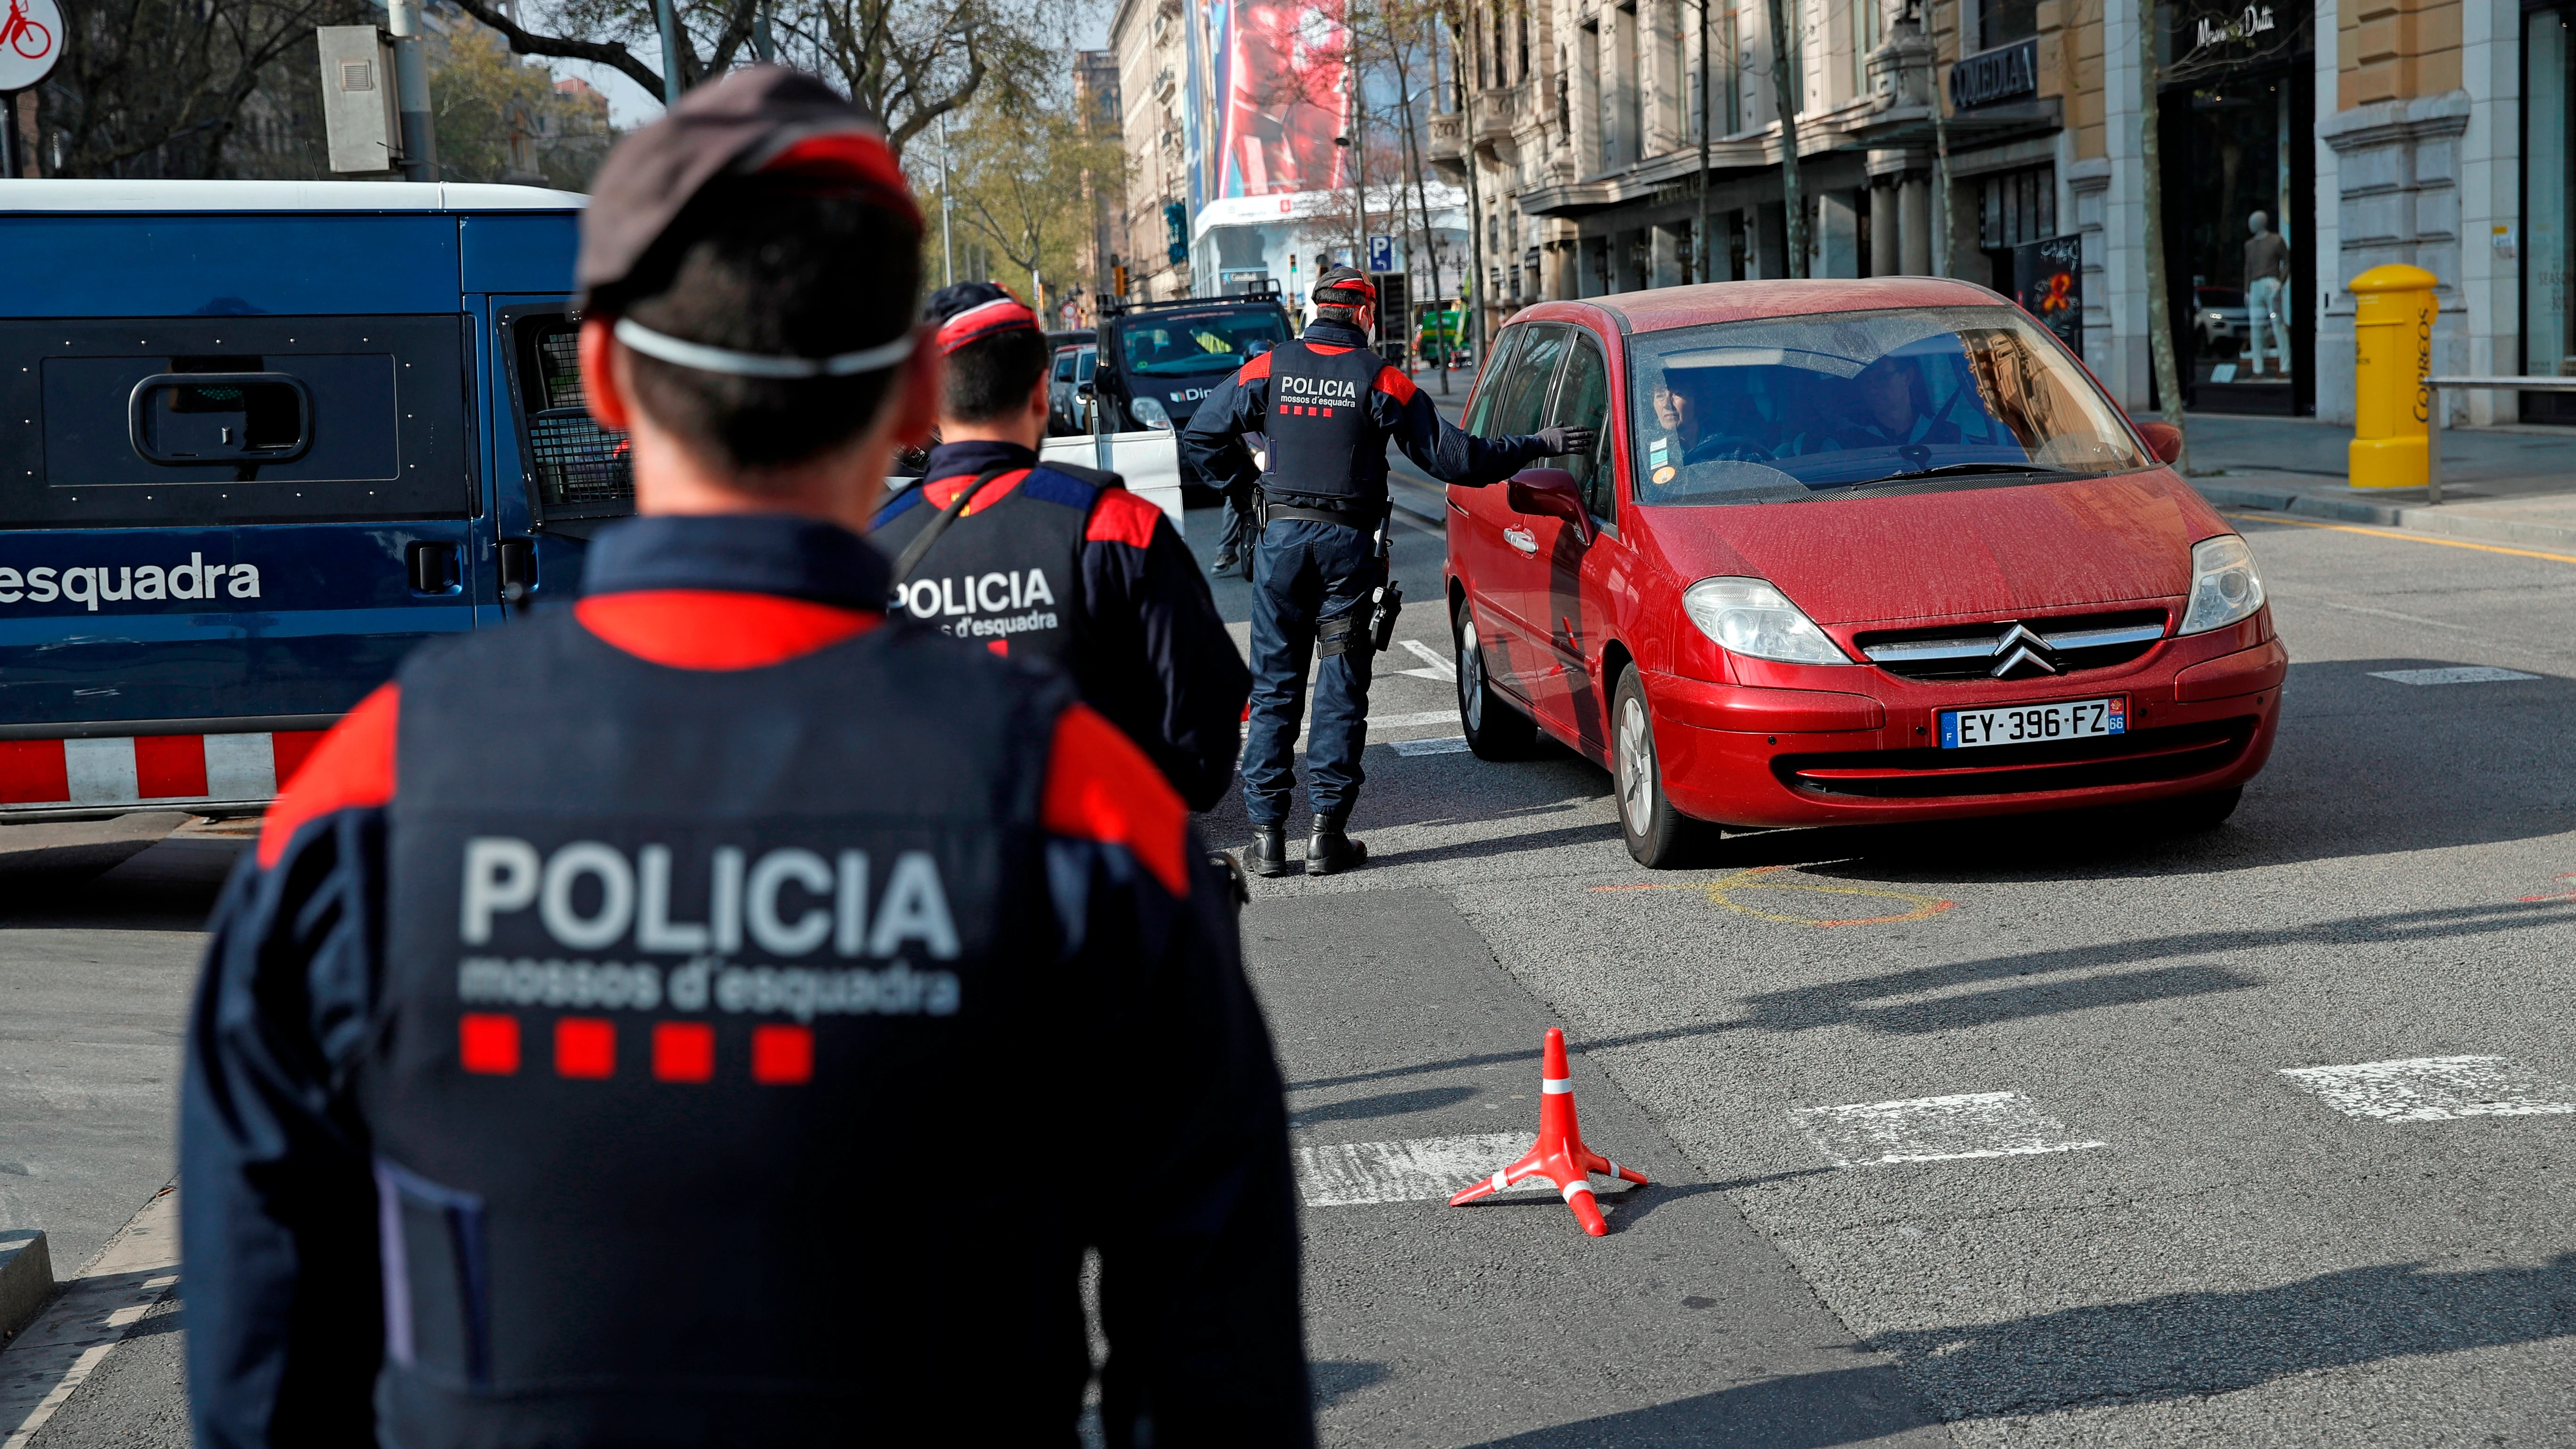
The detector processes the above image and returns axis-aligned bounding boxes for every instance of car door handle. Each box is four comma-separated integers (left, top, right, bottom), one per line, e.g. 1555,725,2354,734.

1503,525,1538,555
406,541,460,595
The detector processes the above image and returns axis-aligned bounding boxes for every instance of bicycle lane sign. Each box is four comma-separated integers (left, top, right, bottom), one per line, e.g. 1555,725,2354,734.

0,0,60,92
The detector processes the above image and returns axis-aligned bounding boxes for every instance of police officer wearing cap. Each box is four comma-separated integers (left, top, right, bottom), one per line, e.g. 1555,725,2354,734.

1183,267,1591,876
179,69,1310,1448
874,281,1249,810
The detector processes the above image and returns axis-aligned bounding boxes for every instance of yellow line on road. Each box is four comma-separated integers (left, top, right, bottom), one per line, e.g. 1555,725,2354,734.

2223,511,2576,566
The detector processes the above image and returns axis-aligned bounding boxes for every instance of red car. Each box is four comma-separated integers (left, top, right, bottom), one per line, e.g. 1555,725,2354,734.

1443,279,2285,866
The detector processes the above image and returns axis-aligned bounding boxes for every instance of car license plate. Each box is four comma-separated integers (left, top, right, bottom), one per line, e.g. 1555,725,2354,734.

1939,697,2126,749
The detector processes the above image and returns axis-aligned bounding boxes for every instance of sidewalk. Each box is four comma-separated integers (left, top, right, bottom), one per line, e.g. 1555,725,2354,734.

2181,412,2576,550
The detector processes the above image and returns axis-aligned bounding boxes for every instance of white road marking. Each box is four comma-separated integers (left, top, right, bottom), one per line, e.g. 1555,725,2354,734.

1296,708,1459,746
2280,1055,2576,1121
1790,1091,2105,1167
2367,666,2541,685
1395,638,1458,682
1,1186,180,1449
1294,1133,1641,1207
1393,735,1472,756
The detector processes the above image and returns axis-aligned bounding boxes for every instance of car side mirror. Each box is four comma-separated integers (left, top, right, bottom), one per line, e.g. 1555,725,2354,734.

1506,467,1590,544
2136,420,2184,465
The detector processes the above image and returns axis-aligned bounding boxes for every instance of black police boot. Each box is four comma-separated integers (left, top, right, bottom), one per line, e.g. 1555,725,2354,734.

1211,547,1240,577
1305,814,1368,876
1245,825,1288,878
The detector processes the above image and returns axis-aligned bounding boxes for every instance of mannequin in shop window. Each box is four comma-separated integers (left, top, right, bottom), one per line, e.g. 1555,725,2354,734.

2245,211,2292,377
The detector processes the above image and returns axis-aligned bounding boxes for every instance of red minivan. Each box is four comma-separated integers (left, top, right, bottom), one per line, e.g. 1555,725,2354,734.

1444,279,2285,866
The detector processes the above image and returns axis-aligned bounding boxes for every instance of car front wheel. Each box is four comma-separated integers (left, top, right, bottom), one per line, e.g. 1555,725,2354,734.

1455,605,1539,760
1611,665,1711,868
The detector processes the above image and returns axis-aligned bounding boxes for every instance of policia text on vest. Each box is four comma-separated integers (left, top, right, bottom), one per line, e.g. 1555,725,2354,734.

873,282,1251,813
1181,269,1589,876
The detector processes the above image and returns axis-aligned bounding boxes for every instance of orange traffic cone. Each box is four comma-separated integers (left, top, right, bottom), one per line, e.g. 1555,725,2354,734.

1447,1027,1649,1236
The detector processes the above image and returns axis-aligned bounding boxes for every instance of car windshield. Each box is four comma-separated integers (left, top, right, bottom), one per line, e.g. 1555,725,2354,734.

1115,308,1286,377
1626,306,2153,504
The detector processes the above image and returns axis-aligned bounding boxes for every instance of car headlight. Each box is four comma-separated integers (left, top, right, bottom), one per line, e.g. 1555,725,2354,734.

2179,534,2265,635
1681,578,1853,665
1129,394,1173,429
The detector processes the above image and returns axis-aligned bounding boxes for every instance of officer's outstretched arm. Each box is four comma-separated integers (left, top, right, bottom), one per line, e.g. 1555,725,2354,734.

1037,706,1312,1448
1382,376,1561,488
1179,370,1264,496
181,686,398,1447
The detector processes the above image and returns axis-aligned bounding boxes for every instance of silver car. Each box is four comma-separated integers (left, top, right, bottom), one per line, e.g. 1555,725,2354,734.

1046,344,1096,436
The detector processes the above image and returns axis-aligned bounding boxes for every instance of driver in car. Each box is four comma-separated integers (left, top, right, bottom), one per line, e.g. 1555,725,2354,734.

1832,353,1963,450
1649,373,1771,466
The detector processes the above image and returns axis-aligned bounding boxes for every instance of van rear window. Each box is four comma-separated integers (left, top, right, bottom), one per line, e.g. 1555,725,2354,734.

504,311,633,522
0,316,474,529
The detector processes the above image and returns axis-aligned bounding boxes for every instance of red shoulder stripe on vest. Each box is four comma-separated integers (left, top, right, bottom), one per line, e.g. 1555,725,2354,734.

1302,343,1355,355
258,683,398,869
1085,488,1165,549
1375,364,1420,405
924,467,1032,514
1235,351,1273,382
1041,703,1189,896
576,591,881,671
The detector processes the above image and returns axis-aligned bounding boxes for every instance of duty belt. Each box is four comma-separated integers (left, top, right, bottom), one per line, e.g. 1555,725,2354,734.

1263,501,1386,530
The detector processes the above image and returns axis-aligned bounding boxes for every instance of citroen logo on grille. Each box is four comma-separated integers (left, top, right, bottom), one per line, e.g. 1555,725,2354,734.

1988,623,2060,679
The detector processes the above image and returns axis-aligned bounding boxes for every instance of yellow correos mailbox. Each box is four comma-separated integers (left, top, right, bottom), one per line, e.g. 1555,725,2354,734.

2348,263,2439,489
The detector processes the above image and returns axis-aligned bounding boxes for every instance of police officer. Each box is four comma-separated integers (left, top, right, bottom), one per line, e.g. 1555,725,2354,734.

875,281,1250,810
179,69,1309,1447
1183,267,1590,876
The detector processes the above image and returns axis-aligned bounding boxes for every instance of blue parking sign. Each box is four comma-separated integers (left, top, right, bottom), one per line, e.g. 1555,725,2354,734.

1367,234,1394,273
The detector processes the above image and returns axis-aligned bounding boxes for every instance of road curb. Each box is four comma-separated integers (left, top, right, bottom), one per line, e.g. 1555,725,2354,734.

0,1183,180,1448
0,1235,48,1346
2194,480,2576,552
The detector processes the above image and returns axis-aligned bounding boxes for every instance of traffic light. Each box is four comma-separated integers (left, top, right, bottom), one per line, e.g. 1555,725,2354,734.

1113,262,1129,297
1164,201,1189,266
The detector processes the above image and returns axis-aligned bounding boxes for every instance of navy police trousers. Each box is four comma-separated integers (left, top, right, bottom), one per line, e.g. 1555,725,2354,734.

1242,517,1377,825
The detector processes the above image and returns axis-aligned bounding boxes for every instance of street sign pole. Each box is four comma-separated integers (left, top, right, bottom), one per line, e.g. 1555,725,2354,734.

0,0,62,174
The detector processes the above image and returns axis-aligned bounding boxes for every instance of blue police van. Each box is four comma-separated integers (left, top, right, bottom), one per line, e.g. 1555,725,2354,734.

0,180,623,820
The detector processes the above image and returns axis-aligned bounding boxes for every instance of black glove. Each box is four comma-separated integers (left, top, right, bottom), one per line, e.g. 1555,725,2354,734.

1536,426,1597,456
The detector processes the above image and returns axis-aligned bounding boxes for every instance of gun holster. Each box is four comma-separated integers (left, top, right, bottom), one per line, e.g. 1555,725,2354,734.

1368,577,1403,652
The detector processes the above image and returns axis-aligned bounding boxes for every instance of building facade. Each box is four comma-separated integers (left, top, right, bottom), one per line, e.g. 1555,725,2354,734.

1441,0,2539,428
1111,0,1195,301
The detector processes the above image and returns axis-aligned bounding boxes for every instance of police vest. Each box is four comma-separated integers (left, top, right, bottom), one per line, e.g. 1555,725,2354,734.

1261,339,1389,506
872,462,1116,669
363,611,1087,1442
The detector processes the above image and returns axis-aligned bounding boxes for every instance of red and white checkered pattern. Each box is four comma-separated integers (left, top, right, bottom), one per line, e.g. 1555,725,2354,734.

0,730,329,810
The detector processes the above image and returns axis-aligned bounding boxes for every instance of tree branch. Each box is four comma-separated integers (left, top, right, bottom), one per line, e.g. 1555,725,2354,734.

448,0,668,99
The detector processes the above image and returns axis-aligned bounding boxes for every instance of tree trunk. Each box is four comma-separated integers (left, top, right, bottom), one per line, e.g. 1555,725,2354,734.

1764,0,1806,278
1697,0,1713,282
2137,0,2191,470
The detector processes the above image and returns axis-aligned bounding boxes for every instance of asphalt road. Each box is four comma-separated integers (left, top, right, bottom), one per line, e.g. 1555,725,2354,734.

11,494,2576,1445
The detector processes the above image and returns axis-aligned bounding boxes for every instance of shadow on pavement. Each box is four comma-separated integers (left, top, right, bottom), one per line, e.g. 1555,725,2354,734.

1462,1363,1937,1448
1288,895,2576,1092
1860,1253,2576,1420
0,824,247,932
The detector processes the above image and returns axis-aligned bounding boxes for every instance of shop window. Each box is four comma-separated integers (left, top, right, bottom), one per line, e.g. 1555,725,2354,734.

1981,0,2039,50
1978,165,2058,250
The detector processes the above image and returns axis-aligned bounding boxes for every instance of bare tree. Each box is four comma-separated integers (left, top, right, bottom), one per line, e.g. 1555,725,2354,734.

447,0,1056,156
43,0,370,177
